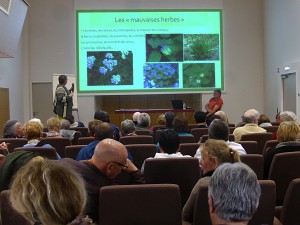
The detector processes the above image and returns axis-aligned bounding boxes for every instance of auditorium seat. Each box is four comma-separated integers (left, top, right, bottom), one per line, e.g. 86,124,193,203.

13,147,58,160
119,135,154,145
262,140,279,155
71,131,82,145
236,141,258,154
98,184,182,225
144,157,200,207
70,127,89,137
190,128,208,142
40,137,72,158
0,190,31,225
264,126,279,134
78,137,95,145
135,130,153,136
240,154,264,179
240,132,273,154
179,135,196,143
65,145,86,159
125,144,157,170
0,138,28,153
179,143,200,157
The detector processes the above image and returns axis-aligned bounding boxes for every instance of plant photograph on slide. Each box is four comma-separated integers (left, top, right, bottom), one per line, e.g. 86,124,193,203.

146,34,183,62
143,63,179,88
86,51,133,86
182,63,215,88
183,34,219,61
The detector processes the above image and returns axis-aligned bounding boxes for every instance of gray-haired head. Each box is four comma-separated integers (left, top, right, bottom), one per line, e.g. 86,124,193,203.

208,119,229,141
208,162,261,223
121,119,136,136
3,120,20,138
243,109,260,123
137,113,151,128
279,111,297,123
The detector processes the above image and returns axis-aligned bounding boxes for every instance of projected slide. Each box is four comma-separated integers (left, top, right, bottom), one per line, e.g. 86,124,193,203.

77,10,223,94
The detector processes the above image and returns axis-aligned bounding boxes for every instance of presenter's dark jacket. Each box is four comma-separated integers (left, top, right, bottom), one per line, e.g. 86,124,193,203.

54,84,73,118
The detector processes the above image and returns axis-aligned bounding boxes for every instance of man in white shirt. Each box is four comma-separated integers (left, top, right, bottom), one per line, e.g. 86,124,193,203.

195,119,246,159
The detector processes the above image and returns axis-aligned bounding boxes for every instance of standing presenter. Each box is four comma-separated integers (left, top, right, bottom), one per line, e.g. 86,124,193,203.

205,89,223,117
53,75,73,119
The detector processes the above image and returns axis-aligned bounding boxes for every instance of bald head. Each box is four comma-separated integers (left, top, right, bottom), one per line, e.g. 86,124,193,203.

92,138,127,168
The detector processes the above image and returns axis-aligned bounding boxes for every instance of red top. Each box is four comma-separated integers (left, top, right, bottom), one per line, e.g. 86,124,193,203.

207,97,223,111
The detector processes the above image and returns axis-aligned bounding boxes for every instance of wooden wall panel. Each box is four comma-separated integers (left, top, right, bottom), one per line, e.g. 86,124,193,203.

0,88,10,136
97,94,202,128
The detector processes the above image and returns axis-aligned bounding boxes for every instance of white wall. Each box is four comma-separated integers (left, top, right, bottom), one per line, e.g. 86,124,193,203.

264,0,300,121
1,0,266,126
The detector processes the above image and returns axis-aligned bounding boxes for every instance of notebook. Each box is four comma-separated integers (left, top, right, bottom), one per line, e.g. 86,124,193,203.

171,100,183,109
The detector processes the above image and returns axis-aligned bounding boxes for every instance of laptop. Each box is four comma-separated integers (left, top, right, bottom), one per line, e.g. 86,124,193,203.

171,100,183,109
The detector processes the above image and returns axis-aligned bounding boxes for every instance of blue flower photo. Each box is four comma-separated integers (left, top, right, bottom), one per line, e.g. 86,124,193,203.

143,63,179,88
87,51,133,85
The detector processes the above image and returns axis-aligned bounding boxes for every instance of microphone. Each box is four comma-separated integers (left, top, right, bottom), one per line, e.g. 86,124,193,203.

71,83,74,92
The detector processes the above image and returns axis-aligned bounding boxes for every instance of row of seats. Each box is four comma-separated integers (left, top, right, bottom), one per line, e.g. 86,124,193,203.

2,178,300,225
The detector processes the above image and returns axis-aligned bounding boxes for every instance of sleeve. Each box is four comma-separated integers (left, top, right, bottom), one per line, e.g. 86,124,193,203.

56,86,72,103
182,180,201,222
129,170,145,184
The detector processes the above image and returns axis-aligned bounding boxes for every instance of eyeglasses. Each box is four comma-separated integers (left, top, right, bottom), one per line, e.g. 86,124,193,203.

112,161,128,169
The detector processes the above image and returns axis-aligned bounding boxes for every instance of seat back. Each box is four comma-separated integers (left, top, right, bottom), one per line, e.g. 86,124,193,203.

78,137,95,145
237,141,258,154
0,190,31,225
71,131,82,145
268,151,300,205
280,178,300,225
70,127,89,137
0,138,28,153
179,135,196,143
65,145,86,159
179,143,200,157
240,132,273,154
190,128,209,142
262,140,279,155
135,130,153,136
98,184,182,225
240,154,264,179
125,144,157,170
188,124,199,132
152,125,166,143
248,180,276,225
119,135,154,145
144,157,200,206
41,137,72,158
264,126,279,134
193,180,276,225
13,147,58,160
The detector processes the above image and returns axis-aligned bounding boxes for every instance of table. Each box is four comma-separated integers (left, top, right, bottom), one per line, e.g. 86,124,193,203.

115,108,194,120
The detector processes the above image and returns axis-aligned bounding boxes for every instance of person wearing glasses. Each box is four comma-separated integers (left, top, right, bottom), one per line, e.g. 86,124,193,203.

59,138,144,224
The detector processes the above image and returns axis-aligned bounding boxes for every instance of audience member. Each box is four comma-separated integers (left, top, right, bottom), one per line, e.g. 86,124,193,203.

233,109,266,141
195,119,246,159
183,139,240,223
214,110,229,124
59,138,144,223
235,111,246,128
10,158,93,225
173,115,193,136
263,121,300,178
258,114,272,127
194,111,207,128
65,114,85,128
150,113,166,131
132,111,141,126
88,120,102,137
273,111,298,139
205,114,221,127
94,110,120,141
2,119,24,138
141,129,190,173
23,120,61,159
205,89,223,117
121,119,137,136
46,117,62,137
208,163,261,225
165,111,176,129
0,142,8,166
136,112,153,135
60,119,76,140
76,122,114,161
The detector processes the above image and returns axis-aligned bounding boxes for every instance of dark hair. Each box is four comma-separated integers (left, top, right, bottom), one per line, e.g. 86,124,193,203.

172,115,189,133
165,111,175,128
194,111,206,123
158,129,180,154
64,114,75,124
95,122,114,141
206,114,221,126
208,119,229,141
214,89,222,95
58,75,67,84
94,110,110,123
